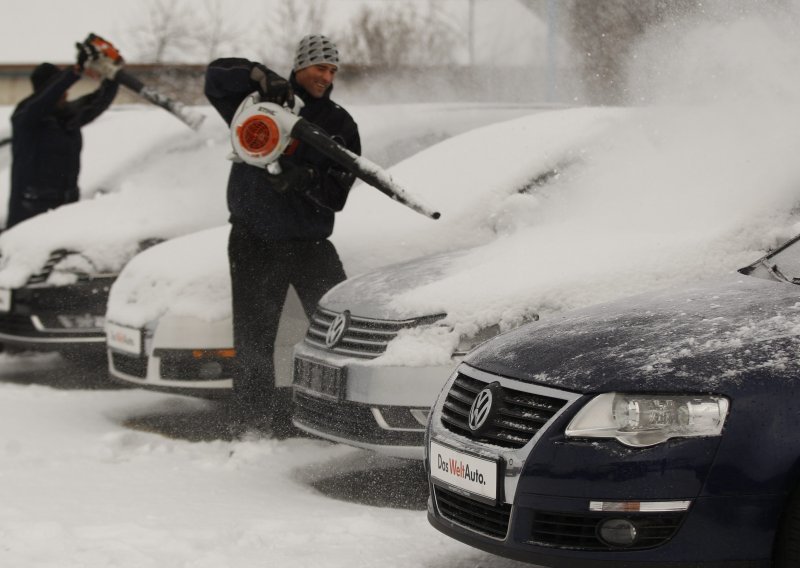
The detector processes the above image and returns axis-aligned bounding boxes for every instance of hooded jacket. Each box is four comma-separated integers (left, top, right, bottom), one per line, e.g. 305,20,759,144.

204,58,361,242
7,66,118,228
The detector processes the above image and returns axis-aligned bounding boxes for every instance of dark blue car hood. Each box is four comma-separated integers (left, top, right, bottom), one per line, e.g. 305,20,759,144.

465,273,800,394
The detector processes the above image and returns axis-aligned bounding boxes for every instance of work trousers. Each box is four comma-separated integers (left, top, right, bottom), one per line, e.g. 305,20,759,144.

227,222,346,423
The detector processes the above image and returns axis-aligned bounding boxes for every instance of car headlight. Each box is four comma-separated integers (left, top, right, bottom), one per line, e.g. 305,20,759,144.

565,392,729,448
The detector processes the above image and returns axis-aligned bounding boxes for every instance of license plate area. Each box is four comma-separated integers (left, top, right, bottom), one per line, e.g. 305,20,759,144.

293,356,346,400
106,322,143,356
430,440,500,504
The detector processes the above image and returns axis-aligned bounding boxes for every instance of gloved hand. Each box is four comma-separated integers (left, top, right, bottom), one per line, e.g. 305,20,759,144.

78,33,124,79
86,53,124,80
268,159,317,194
75,41,95,71
250,64,294,108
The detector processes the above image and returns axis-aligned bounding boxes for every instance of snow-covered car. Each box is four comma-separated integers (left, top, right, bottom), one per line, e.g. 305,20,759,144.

291,103,800,459
0,105,227,358
424,231,800,567
103,103,569,393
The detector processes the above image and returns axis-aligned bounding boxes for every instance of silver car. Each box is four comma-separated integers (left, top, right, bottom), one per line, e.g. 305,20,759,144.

292,250,536,459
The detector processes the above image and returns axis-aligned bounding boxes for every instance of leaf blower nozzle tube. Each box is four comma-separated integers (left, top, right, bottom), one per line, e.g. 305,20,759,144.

290,119,441,220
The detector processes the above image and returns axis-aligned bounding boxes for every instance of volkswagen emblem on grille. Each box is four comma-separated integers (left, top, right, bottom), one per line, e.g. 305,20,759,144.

468,382,502,434
325,310,351,348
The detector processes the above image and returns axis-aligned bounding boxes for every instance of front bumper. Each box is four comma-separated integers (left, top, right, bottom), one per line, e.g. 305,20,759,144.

0,278,113,350
107,316,234,398
428,493,775,568
291,341,457,459
425,364,777,567
108,349,234,398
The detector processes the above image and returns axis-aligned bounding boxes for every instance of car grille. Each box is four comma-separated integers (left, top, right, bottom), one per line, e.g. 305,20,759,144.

440,372,569,449
293,390,424,446
529,510,685,550
111,352,147,378
27,249,75,285
434,485,511,540
304,308,443,359
0,276,113,338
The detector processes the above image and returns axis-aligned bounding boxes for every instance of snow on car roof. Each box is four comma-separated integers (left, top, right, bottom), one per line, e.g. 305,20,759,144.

360,102,800,366
0,105,229,288
107,97,800,371
107,106,625,329
0,102,539,290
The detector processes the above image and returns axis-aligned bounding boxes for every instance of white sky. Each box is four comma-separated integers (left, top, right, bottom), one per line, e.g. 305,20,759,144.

0,0,546,65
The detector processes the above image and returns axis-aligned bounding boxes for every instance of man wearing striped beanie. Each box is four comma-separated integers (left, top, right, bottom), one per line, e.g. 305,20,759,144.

205,35,361,439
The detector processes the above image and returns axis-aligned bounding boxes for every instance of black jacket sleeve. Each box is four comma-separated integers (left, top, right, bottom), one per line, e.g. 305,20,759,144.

69,78,119,127
303,120,361,212
204,58,261,125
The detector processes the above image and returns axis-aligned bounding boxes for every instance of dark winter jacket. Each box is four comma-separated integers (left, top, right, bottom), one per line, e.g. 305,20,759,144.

7,67,118,228
204,57,361,242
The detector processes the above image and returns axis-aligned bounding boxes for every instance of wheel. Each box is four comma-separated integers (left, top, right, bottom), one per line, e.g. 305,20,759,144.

773,485,800,566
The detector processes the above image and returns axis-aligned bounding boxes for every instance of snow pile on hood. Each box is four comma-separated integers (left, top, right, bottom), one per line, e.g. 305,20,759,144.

334,106,626,275
370,101,800,365
0,105,203,218
362,6,800,366
0,106,229,288
107,225,231,326
467,273,800,392
3,102,533,290
106,103,581,327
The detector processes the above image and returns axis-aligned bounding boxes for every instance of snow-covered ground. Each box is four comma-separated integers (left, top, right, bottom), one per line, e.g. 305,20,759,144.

0,354,530,568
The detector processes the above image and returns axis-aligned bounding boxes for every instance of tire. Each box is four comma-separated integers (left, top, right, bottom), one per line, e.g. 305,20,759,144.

773,485,800,566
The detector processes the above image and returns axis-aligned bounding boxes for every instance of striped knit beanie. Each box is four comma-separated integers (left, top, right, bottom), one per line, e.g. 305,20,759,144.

293,35,340,71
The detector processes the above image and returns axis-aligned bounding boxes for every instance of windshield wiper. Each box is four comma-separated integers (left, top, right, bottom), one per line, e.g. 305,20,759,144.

760,259,794,283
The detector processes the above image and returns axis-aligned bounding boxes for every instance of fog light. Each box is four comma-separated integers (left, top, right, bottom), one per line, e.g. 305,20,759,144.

598,518,637,547
198,361,223,380
373,407,428,430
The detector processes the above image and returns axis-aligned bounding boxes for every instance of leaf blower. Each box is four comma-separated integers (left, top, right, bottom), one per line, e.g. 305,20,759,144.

229,93,441,220
78,33,205,131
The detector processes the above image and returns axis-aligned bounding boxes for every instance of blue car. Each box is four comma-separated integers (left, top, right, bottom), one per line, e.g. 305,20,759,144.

426,233,800,567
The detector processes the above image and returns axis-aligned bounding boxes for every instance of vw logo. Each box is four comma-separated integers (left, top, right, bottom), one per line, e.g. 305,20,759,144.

325,311,350,348
468,383,499,432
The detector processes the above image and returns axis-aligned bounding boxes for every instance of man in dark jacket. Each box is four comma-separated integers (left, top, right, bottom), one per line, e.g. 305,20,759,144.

7,42,120,229
205,35,361,436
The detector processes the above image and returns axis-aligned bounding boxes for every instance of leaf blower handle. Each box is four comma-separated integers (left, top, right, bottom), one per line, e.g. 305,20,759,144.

290,119,441,220
77,33,124,80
